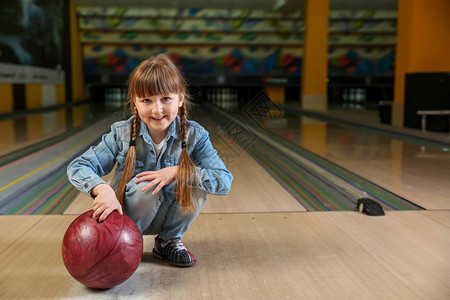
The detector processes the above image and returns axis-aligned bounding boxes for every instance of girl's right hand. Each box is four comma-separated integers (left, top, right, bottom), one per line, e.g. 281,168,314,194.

91,184,123,222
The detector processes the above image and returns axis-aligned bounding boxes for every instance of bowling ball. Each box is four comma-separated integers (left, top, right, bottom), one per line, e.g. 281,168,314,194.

62,210,143,289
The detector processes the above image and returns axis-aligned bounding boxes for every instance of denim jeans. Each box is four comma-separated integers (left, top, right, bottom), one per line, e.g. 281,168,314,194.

123,176,206,240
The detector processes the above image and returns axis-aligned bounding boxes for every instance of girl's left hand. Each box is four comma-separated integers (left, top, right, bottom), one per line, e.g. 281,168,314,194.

135,166,179,195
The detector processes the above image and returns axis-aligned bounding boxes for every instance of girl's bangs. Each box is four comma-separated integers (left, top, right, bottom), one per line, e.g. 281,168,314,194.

130,62,185,98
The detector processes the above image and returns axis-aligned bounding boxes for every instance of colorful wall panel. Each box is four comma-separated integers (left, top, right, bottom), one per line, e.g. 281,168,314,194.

83,46,303,76
77,7,397,77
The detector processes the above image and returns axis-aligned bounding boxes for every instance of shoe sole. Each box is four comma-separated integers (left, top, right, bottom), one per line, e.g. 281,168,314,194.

152,248,196,268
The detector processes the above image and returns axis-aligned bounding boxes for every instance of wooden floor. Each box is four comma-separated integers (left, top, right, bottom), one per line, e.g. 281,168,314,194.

1,211,449,299
1,105,450,299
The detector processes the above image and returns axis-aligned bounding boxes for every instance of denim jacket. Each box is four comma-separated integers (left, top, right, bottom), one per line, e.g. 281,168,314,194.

67,116,233,198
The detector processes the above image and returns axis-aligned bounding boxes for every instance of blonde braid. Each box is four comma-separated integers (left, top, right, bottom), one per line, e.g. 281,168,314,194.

176,103,199,213
117,108,140,207
131,107,139,143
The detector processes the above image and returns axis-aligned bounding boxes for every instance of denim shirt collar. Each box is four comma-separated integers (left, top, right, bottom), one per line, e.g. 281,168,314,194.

137,115,180,145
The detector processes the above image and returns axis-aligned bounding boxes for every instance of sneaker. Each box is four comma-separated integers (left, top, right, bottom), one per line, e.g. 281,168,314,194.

153,236,196,267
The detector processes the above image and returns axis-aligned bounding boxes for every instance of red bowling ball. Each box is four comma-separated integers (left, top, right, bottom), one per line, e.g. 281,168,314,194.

62,210,143,289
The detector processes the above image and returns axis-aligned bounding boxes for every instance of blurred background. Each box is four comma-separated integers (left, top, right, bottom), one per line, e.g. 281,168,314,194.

0,0,449,131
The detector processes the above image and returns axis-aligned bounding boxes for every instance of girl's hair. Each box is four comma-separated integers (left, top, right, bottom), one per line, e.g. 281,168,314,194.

117,54,199,213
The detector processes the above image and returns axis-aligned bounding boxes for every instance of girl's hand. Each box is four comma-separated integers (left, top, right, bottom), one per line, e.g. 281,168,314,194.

91,183,123,222
135,166,179,195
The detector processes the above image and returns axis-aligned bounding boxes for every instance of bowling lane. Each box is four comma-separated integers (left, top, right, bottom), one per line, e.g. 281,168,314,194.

193,111,306,213
0,103,118,157
0,112,123,215
263,111,450,210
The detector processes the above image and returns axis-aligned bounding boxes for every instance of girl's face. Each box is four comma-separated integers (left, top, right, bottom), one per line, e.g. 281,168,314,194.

134,93,183,143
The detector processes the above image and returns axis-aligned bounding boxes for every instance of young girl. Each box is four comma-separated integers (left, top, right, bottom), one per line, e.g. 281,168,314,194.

67,54,233,267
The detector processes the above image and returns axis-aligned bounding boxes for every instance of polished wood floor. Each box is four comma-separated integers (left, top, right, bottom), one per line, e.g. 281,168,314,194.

0,104,118,157
1,104,449,299
271,107,450,210
1,211,449,299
